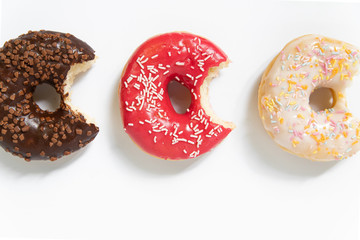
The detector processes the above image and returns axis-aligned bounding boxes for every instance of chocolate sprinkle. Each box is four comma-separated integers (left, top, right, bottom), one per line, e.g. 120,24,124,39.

0,30,99,160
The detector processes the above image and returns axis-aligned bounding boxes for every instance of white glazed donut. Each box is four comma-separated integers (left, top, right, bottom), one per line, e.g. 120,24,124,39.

259,35,360,161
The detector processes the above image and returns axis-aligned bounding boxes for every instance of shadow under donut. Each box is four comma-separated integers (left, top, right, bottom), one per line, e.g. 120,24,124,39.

242,63,339,178
0,147,85,175
109,75,204,175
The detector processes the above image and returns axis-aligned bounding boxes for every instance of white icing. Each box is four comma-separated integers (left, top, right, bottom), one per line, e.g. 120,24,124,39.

259,35,360,161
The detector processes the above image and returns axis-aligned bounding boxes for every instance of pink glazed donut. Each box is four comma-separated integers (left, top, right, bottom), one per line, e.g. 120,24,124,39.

119,32,235,160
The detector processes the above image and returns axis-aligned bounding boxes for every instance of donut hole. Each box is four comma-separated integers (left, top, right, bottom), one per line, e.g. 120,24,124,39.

309,87,335,112
33,83,61,112
167,80,191,114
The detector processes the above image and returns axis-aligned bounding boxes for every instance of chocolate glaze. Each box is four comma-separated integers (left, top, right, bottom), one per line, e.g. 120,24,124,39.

0,30,99,161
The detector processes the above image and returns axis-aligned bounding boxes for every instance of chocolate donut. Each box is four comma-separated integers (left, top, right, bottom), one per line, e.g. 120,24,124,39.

0,30,99,161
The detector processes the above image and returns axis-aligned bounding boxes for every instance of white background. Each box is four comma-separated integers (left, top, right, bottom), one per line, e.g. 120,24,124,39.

0,0,359,239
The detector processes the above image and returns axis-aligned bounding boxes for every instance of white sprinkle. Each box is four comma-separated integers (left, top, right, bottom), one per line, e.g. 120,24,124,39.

187,140,195,144
136,59,144,69
139,98,145,111
183,149,187,154
194,129,203,135
177,138,187,142
139,121,144,125
153,75,159,81
137,74,142,82
151,54,158,59
196,74,203,79
176,62,185,66
141,57,148,64
168,52,172,56
153,136,157,143
196,136,202,148
163,70,169,75
186,74,194,80
127,76,133,83
190,150,200,158
128,123,134,126
134,83,140,90
193,93,198,100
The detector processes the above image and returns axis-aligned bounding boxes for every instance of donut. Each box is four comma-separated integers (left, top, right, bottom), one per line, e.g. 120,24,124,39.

119,32,235,160
259,34,360,161
0,30,99,161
